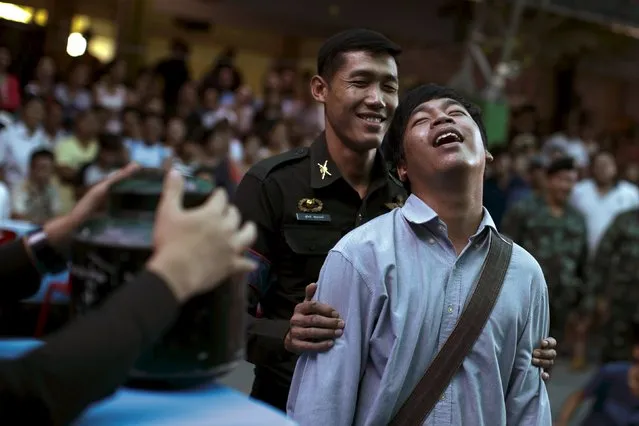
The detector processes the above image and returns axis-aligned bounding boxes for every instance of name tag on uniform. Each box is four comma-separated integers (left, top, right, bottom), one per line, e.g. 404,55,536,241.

296,213,332,222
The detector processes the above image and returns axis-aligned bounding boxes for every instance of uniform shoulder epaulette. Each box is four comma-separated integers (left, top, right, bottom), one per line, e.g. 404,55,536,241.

249,147,309,181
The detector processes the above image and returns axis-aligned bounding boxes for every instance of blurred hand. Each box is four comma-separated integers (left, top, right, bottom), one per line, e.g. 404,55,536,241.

532,337,557,381
147,169,257,302
44,162,140,246
284,282,345,353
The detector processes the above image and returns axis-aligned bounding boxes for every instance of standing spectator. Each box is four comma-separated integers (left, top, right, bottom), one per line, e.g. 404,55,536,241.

155,39,191,113
0,46,21,113
543,110,590,170
483,146,530,228
124,113,171,169
570,150,639,256
11,149,61,224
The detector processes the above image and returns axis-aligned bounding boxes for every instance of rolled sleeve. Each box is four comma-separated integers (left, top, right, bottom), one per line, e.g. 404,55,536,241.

287,250,376,425
505,263,552,425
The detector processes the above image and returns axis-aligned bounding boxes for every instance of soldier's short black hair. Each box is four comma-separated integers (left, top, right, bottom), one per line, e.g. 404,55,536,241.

546,157,576,176
382,84,487,175
317,29,401,82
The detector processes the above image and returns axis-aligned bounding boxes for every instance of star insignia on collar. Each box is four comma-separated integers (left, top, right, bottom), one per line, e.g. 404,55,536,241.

318,160,332,180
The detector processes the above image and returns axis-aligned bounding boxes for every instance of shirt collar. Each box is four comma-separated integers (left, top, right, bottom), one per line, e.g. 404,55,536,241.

400,193,497,238
309,132,388,189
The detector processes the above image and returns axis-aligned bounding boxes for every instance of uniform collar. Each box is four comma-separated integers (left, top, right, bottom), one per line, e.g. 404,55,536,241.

401,193,497,237
309,132,389,189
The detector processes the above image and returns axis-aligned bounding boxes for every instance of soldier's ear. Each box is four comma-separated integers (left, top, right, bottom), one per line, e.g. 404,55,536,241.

485,151,494,163
310,75,328,104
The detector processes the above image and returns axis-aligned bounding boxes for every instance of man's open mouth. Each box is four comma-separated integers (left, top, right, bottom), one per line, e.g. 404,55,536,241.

433,129,464,147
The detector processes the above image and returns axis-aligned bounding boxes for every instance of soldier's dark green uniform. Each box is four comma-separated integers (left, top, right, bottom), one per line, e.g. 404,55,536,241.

234,134,405,411
501,195,588,336
589,209,639,362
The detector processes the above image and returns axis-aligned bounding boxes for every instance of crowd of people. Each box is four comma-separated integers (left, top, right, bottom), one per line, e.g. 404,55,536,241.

0,38,324,224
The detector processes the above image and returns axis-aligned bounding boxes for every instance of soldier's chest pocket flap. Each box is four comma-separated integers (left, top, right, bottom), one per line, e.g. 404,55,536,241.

283,225,343,255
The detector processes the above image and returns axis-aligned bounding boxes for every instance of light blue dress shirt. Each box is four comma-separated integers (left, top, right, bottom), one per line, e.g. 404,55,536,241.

287,194,551,425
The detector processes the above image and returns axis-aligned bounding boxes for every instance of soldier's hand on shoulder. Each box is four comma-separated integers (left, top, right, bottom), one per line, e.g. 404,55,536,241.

284,282,345,354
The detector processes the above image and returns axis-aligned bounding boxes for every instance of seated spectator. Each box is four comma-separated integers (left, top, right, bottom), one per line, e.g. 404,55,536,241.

55,61,92,125
256,120,291,161
11,149,61,224
165,116,186,149
55,109,100,177
80,134,125,188
94,59,129,134
121,107,142,141
0,95,49,189
54,109,100,212
43,100,67,146
237,133,262,176
124,112,171,169
170,136,202,177
194,120,241,193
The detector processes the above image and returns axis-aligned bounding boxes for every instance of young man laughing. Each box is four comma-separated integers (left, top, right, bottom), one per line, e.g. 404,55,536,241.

287,84,552,425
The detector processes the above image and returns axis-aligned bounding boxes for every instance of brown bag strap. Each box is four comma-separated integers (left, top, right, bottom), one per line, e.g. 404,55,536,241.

389,228,513,426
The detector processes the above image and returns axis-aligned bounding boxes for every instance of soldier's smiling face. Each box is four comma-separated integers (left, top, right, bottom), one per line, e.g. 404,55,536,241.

312,51,399,153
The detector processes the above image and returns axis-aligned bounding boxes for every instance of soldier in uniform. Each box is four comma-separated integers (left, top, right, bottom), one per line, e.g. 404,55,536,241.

501,157,588,366
235,29,557,412
590,208,639,363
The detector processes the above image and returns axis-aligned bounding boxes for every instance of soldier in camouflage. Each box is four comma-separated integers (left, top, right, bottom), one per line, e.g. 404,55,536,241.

590,208,639,362
501,157,588,363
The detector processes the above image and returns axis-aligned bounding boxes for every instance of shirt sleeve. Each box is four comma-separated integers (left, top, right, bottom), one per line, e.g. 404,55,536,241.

234,172,290,363
287,250,377,425
505,260,552,425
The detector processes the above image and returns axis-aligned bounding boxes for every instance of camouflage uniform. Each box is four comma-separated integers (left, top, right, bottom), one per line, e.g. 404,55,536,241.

501,195,588,337
589,209,639,362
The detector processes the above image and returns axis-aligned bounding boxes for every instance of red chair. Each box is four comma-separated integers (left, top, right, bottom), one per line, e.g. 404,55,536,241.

34,281,70,337
0,228,18,245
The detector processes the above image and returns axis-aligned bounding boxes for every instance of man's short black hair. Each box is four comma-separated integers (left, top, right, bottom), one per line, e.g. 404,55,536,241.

382,83,487,179
30,148,54,166
546,156,576,176
317,29,401,81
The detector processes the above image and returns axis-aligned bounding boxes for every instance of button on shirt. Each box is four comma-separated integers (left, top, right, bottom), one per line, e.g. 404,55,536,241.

287,194,551,426
0,122,50,189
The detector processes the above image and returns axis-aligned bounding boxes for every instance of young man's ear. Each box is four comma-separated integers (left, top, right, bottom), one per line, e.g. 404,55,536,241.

310,75,328,104
485,150,494,163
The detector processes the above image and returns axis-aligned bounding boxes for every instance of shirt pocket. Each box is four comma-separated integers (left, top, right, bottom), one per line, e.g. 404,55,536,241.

281,225,343,286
